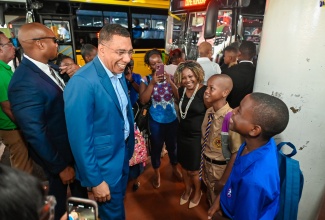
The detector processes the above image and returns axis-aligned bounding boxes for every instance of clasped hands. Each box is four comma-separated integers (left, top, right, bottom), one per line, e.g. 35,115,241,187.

92,181,111,203
59,166,75,185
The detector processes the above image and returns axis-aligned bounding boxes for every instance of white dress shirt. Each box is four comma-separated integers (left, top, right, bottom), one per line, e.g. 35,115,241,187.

197,57,221,85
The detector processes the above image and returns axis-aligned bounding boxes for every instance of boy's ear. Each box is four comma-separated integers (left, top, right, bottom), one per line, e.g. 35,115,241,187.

222,89,230,98
248,124,262,137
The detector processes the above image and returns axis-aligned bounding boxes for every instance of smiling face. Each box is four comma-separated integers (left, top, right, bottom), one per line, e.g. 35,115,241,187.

181,68,198,90
204,76,228,103
229,95,255,136
98,34,132,74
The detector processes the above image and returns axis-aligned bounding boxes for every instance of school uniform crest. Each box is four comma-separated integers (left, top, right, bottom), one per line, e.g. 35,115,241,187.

212,137,222,149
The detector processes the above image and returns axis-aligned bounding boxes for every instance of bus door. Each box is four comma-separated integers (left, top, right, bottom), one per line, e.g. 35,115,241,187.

167,0,234,62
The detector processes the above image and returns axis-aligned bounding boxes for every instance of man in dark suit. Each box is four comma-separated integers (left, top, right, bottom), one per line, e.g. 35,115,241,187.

8,22,87,220
64,24,135,219
222,41,257,108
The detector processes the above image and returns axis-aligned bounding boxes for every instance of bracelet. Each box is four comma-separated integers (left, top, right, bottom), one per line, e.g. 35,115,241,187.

129,79,135,83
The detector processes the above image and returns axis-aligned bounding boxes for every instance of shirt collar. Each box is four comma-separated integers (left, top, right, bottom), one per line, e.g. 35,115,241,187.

236,138,275,173
24,54,51,74
98,57,123,79
0,60,11,71
206,102,232,118
239,60,253,64
197,57,211,62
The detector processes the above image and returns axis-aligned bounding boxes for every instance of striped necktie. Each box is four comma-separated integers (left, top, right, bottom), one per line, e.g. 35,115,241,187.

199,113,214,180
49,67,65,90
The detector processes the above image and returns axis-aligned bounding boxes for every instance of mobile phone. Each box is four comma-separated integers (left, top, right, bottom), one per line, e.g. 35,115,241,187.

66,197,98,220
156,63,164,77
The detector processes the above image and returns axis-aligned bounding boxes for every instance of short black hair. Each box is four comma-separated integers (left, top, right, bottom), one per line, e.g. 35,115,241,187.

224,45,238,54
81,43,97,60
56,53,72,66
0,165,45,220
239,41,256,59
250,92,289,139
98,24,130,44
144,49,162,66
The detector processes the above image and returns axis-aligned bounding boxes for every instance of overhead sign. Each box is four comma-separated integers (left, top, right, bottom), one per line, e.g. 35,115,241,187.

184,0,207,7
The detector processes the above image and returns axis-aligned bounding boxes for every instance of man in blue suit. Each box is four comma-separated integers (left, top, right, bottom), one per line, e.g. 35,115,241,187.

64,24,135,219
8,22,87,220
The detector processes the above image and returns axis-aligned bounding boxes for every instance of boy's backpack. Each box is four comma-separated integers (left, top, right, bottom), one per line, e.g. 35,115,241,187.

220,111,233,161
275,142,304,220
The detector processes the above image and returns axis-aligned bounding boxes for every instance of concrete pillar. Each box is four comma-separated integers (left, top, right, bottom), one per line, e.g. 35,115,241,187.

254,0,325,219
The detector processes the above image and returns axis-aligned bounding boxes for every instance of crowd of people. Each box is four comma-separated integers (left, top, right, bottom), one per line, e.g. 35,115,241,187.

0,22,290,220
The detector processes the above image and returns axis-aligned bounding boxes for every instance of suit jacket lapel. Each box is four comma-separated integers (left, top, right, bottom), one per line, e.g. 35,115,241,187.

22,58,62,92
93,57,123,115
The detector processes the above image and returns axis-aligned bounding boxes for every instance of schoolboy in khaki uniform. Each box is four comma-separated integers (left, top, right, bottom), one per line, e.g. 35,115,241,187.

201,74,242,205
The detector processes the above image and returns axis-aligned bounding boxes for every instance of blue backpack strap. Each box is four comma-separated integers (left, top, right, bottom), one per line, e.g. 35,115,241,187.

276,142,303,220
277,142,297,157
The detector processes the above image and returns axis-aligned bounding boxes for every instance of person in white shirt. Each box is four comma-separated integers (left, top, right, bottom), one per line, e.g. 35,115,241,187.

196,42,221,85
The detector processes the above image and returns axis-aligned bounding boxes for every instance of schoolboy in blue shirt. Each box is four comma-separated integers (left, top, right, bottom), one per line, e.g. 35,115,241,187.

208,92,289,220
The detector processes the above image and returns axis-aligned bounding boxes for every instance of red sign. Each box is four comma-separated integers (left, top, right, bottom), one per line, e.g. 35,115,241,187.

185,0,207,7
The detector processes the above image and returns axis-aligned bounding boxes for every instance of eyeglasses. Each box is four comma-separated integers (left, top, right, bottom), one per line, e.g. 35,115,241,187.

101,43,134,57
0,42,13,47
23,37,59,44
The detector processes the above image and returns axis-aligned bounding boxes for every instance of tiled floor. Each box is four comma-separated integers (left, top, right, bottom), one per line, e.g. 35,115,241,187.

124,156,209,220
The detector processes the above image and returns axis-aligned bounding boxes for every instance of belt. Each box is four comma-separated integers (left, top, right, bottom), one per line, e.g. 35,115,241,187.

203,154,227,165
0,128,19,131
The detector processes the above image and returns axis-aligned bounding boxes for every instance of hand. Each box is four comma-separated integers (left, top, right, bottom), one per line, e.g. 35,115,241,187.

59,166,75,185
92,181,111,203
150,71,160,85
164,72,173,84
125,71,133,82
208,194,221,219
59,64,80,78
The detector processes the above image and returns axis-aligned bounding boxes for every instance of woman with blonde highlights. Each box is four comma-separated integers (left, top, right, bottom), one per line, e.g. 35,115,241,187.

174,60,207,208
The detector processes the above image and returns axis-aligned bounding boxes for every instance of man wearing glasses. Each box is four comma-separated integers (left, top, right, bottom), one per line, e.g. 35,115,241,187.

64,24,135,219
8,23,87,220
0,31,34,174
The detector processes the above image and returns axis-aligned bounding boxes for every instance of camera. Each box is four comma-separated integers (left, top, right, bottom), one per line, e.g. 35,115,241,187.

66,197,98,220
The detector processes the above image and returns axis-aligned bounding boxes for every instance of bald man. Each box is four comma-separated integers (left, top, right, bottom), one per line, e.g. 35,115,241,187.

202,74,242,207
197,42,221,85
8,22,87,220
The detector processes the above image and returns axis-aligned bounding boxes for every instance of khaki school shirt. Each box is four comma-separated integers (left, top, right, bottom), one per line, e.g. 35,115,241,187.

201,103,243,160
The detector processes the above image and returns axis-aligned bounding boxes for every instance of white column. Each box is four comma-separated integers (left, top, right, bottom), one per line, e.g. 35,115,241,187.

254,1,325,219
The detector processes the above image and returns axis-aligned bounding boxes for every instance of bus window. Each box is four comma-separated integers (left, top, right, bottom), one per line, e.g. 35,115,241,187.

103,11,128,28
132,13,167,40
44,20,71,43
76,10,103,27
